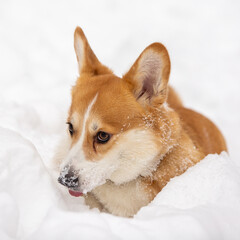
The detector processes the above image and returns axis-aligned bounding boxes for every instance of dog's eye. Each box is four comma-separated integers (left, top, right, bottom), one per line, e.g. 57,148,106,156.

96,131,110,144
67,122,74,136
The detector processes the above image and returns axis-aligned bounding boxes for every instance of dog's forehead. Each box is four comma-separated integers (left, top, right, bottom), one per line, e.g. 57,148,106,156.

70,75,142,124
71,75,120,107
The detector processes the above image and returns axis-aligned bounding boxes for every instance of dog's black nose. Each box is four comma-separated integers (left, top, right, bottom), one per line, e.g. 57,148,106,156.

58,171,79,188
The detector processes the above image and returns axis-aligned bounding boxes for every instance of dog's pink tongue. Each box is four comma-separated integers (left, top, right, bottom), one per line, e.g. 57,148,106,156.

69,190,83,197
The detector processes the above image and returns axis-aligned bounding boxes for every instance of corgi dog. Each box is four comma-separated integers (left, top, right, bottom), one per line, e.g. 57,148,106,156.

54,27,227,217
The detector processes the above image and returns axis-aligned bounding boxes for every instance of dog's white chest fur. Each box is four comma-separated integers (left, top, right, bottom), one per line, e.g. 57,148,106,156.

88,180,150,217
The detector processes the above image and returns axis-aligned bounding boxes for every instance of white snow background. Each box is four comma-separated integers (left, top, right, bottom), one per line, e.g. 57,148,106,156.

0,0,240,239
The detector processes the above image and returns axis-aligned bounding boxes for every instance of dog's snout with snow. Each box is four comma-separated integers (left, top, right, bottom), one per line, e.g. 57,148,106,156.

58,166,79,189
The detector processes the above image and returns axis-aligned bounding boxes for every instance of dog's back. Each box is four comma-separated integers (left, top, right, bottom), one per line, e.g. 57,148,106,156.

167,87,227,154
176,107,227,154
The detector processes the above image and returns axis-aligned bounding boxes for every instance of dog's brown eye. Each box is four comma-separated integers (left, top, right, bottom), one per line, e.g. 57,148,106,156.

96,131,110,143
67,122,74,136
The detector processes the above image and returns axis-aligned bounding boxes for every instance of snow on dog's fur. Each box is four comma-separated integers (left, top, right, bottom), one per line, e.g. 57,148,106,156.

53,27,227,217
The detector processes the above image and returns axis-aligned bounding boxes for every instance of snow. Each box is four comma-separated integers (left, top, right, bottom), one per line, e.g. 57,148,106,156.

1,131,240,239
0,0,240,239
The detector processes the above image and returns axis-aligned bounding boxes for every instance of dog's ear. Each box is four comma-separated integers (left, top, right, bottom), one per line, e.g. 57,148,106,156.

123,43,171,107
74,27,111,76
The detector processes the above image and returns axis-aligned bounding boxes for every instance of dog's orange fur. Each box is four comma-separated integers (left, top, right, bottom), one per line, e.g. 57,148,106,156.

56,27,227,217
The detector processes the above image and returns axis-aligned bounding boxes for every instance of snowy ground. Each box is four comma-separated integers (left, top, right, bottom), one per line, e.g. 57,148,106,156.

0,0,240,239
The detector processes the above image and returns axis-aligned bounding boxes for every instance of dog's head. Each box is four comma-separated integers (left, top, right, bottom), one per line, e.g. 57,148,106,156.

57,27,180,195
